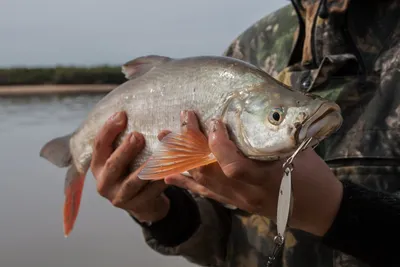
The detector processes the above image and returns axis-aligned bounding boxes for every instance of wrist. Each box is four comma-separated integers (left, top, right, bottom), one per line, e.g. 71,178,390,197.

304,179,344,236
131,186,201,247
150,197,170,223
132,194,171,226
128,194,171,224
288,150,344,237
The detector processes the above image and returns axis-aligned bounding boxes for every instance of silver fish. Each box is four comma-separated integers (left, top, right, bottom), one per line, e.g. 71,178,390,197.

39,55,343,237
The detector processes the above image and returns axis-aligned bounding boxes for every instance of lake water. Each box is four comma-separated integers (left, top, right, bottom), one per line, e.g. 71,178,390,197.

0,94,196,267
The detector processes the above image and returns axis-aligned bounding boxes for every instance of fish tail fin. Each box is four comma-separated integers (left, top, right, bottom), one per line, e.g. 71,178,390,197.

40,132,88,237
63,164,86,238
40,133,73,168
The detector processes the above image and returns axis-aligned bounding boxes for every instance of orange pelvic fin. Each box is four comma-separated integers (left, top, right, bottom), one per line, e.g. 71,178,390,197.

138,129,217,180
63,165,86,237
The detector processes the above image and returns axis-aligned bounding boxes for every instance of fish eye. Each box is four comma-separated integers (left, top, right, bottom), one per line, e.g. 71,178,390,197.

268,108,284,125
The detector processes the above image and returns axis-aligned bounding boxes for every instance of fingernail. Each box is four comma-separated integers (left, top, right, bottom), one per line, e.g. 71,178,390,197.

131,131,143,146
129,132,136,144
210,119,218,132
180,110,188,126
109,112,124,124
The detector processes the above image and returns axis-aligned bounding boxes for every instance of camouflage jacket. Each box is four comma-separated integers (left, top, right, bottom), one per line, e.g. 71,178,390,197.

139,0,400,266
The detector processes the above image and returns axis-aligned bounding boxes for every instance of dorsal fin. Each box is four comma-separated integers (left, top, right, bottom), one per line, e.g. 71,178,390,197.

121,55,172,80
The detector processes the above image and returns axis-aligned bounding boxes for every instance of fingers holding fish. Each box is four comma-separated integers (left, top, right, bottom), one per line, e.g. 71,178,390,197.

208,119,243,166
166,163,266,213
180,110,201,132
163,111,260,201
96,133,145,197
207,119,283,187
95,153,170,222
90,111,147,200
171,163,225,195
87,111,171,223
91,111,128,176
127,194,170,223
161,114,279,214
113,169,169,222
112,164,151,204
157,130,172,141
120,180,168,213
165,174,233,207
102,132,144,181
188,162,234,195
207,119,260,184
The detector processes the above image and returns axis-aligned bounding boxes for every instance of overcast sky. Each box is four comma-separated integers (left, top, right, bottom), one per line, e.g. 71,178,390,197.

1,0,287,67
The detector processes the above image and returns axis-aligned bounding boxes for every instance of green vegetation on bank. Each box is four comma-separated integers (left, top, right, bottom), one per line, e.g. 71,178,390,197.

0,66,126,85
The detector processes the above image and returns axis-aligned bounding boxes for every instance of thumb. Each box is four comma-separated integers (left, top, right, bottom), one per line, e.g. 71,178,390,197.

208,119,246,169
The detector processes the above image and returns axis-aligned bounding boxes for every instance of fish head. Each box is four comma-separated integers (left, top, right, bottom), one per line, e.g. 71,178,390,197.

228,83,343,160
295,93,343,145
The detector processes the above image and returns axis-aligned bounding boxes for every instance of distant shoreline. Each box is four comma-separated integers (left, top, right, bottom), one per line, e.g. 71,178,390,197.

0,84,118,96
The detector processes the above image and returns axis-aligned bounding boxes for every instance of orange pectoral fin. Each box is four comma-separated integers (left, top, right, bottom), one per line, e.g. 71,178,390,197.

63,165,86,237
138,129,217,180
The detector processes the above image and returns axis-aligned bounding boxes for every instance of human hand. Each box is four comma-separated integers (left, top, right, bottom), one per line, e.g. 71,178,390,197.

90,111,170,223
164,110,343,236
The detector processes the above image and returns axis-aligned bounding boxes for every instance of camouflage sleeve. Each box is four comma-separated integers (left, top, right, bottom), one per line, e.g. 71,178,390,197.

223,3,299,77
322,179,400,266
136,186,231,267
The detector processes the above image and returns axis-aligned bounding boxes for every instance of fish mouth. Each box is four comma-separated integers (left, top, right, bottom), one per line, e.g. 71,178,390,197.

297,102,343,144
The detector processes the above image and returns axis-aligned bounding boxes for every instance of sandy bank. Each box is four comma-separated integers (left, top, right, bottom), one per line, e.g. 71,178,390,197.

0,84,118,96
